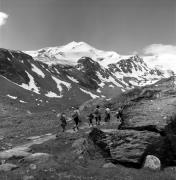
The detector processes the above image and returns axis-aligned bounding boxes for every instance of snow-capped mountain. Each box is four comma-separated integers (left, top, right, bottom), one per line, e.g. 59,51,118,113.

0,42,170,111
25,41,129,67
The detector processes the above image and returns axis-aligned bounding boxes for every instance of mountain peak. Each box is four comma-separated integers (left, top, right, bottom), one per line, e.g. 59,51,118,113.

62,41,93,51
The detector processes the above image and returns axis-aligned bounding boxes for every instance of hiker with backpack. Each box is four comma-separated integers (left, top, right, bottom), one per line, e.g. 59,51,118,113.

56,113,67,137
72,107,81,131
104,107,111,122
87,113,94,127
115,107,124,129
60,113,67,132
94,105,101,125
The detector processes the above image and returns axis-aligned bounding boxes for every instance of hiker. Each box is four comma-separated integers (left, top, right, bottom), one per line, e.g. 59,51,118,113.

87,113,94,127
56,113,67,137
115,107,124,129
94,105,101,125
104,107,111,122
72,107,81,131
60,113,67,132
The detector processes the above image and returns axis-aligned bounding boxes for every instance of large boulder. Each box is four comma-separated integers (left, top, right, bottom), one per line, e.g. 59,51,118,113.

89,128,160,166
0,163,18,172
120,90,176,133
109,130,160,165
0,148,31,160
143,155,161,170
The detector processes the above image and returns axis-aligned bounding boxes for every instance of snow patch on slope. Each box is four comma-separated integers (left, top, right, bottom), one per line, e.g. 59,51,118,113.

52,76,71,94
67,76,79,83
96,72,123,88
45,91,61,98
7,94,17,99
31,64,45,78
19,100,27,103
80,88,99,99
20,71,40,94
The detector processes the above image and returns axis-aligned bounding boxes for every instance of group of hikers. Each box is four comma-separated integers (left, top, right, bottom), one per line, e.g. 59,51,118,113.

58,105,124,133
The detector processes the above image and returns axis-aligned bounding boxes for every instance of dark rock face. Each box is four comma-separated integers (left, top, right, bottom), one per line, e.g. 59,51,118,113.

120,90,176,133
89,128,159,166
109,130,160,165
0,48,33,84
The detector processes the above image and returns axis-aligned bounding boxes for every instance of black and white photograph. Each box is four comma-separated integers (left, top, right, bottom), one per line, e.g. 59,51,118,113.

0,0,176,179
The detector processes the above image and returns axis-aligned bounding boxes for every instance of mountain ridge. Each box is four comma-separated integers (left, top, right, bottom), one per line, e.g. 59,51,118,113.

0,43,172,111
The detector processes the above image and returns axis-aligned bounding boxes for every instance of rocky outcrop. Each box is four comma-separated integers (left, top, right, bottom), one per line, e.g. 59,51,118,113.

119,84,176,134
87,79,176,169
0,148,31,160
109,130,160,165
89,128,159,167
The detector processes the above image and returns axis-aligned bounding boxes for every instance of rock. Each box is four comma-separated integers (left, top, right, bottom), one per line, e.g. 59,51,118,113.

0,148,32,160
23,153,52,163
143,155,161,170
29,164,37,170
164,166,176,171
72,138,88,155
109,130,160,165
26,110,32,115
89,128,160,166
120,92,176,133
0,163,18,171
0,136,4,140
23,175,34,180
102,162,116,168
27,136,41,141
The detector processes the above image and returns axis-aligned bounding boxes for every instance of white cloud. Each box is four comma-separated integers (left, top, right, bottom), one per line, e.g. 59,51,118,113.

143,44,176,72
0,12,8,27
144,44,176,56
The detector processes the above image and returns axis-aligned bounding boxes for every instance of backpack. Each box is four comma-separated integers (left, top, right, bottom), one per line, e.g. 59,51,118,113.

105,108,110,114
60,116,67,125
72,110,79,119
94,108,99,115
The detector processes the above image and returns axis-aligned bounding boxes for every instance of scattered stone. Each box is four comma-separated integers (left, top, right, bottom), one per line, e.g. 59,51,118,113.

27,136,41,141
0,136,4,140
0,163,18,171
26,110,32,115
23,175,34,180
6,143,12,147
72,138,88,155
144,155,161,170
1,160,6,164
23,153,52,163
102,162,116,168
78,155,84,160
29,164,37,170
165,166,176,171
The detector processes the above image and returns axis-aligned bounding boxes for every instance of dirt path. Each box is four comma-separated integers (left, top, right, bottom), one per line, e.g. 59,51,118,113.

0,118,119,161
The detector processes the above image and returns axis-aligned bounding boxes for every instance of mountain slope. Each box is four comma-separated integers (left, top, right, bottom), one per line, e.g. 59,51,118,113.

0,43,169,111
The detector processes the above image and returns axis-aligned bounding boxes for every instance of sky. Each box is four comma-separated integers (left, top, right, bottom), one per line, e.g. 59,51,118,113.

0,0,176,57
